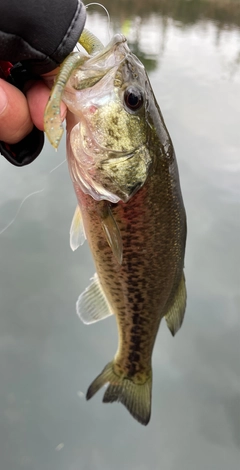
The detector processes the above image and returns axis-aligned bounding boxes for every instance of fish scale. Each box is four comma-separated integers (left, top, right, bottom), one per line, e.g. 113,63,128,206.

73,138,185,403
44,30,187,425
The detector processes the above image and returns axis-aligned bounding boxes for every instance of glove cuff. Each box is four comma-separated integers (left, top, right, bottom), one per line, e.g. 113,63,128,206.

0,126,44,166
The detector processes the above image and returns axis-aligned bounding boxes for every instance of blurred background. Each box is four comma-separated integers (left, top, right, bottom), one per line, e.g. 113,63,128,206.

0,0,239,468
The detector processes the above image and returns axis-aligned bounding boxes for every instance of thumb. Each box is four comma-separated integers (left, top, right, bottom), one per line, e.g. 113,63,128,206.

0,79,33,144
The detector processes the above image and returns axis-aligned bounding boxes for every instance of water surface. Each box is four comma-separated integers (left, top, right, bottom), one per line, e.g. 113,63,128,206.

0,1,239,469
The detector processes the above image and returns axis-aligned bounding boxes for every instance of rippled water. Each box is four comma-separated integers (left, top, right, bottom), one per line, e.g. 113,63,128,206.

0,1,239,469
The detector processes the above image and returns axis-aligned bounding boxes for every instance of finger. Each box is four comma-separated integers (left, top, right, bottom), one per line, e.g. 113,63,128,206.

27,81,67,132
0,79,33,144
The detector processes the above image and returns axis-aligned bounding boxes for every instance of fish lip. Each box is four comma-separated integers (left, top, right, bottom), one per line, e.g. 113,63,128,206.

67,35,149,203
84,33,128,66
66,34,129,94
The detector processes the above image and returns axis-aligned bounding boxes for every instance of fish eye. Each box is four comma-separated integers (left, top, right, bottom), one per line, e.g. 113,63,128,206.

124,87,144,111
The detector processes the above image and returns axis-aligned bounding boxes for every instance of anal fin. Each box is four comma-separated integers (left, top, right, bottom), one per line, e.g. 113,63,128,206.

165,273,187,336
76,273,113,324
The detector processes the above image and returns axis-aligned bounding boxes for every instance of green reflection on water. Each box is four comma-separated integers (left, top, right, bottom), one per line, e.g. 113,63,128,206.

0,1,240,469
86,0,240,74
91,0,240,28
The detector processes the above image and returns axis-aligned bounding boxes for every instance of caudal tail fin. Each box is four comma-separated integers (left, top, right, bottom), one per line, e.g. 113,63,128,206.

86,361,152,426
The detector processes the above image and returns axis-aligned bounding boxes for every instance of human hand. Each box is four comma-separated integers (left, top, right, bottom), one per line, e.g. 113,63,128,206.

0,77,67,145
0,0,85,164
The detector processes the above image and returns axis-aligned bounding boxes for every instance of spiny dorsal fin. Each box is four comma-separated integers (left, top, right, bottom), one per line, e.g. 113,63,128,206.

165,273,187,336
100,204,123,264
76,273,113,324
86,361,152,426
69,205,86,251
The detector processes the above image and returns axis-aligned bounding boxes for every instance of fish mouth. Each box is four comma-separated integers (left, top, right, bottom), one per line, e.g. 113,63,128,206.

64,34,130,97
65,34,150,203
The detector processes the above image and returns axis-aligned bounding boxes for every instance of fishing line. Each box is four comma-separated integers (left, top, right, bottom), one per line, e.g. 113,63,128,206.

85,3,111,40
0,158,66,236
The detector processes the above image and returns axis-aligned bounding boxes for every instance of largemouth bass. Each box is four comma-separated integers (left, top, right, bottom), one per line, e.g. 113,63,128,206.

44,31,187,426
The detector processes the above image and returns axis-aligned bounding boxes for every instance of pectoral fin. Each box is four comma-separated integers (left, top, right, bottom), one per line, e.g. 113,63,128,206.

69,205,86,251
76,273,113,324
165,273,187,336
99,204,123,265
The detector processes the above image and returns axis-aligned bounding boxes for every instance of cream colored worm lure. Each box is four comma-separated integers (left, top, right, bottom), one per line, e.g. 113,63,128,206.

43,29,104,148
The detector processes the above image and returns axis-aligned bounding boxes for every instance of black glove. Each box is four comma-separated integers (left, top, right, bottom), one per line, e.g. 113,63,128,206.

0,0,86,166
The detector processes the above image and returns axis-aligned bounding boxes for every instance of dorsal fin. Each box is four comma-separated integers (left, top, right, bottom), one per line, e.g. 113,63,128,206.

165,273,187,336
